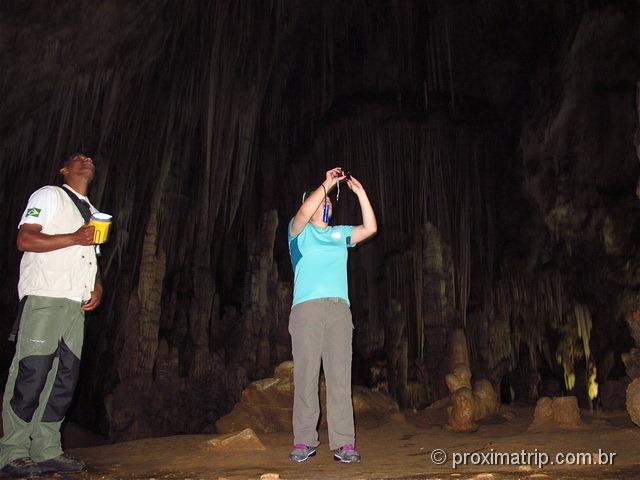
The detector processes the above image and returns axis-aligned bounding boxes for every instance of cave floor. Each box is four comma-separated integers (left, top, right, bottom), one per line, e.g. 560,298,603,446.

34,405,640,479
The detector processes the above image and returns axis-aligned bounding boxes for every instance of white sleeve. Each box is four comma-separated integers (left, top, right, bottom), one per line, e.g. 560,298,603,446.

18,187,58,229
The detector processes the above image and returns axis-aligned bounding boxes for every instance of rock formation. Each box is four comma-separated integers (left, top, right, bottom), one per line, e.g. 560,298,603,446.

529,396,583,431
626,379,640,427
216,361,400,434
445,329,499,432
208,428,266,452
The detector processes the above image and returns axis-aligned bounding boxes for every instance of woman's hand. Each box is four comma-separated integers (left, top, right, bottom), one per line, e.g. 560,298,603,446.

324,167,347,189
346,175,365,196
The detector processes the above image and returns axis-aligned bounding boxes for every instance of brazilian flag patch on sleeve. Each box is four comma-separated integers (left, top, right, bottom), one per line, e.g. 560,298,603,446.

25,207,42,218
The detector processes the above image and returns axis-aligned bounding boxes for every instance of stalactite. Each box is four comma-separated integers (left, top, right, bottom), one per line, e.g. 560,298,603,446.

302,104,495,404
2,0,596,435
118,148,170,381
233,209,291,379
481,258,598,400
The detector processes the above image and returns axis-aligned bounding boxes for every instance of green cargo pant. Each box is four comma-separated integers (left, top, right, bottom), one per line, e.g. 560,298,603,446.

0,296,84,467
289,298,355,451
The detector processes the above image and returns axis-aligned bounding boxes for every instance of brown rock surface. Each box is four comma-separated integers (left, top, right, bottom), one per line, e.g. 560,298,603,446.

449,328,471,370
529,396,582,431
530,397,554,429
622,348,640,381
447,387,478,432
444,330,501,430
209,428,266,451
216,361,399,434
215,376,293,434
260,474,280,480
273,361,294,382
473,379,499,420
626,378,640,427
552,396,582,427
445,363,472,392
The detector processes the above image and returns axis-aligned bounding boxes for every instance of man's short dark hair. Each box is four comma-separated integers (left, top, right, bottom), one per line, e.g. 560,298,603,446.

60,152,85,170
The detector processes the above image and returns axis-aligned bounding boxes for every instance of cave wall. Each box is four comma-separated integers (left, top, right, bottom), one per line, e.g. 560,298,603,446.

508,6,640,401
1,0,639,440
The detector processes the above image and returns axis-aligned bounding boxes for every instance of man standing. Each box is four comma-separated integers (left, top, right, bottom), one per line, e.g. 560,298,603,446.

0,153,103,477
287,167,377,464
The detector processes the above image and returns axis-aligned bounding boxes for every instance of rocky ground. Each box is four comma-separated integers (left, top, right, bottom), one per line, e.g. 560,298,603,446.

15,404,635,480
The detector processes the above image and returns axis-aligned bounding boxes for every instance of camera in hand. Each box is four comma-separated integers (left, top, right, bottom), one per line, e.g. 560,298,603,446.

339,168,351,180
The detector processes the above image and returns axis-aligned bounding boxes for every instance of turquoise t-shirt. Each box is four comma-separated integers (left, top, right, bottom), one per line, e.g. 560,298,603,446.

288,219,355,306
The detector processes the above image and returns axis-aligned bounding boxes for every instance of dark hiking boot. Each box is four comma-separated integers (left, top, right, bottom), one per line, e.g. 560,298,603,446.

0,457,43,477
37,453,86,473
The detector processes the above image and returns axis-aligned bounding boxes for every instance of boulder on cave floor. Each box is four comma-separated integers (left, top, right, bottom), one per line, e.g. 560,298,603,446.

216,361,400,434
528,396,583,431
208,428,266,451
407,396,515,430
626,378,640,427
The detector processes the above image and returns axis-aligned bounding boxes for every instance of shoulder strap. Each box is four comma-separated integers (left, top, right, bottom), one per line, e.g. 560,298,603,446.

59,186,92,222
58,186,104,259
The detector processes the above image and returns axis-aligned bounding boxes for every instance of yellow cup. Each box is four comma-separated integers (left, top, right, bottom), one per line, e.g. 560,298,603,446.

89,213,113,244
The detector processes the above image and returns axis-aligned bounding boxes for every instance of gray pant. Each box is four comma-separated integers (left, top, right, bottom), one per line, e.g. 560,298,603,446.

289,298,354,450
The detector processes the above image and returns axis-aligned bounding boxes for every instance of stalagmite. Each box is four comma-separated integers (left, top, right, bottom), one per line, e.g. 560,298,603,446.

529,396,582,431
445,329,499,431
473,380,499,420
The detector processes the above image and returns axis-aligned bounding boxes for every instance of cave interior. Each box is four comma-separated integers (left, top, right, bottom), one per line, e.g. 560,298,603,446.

1,0,640,446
